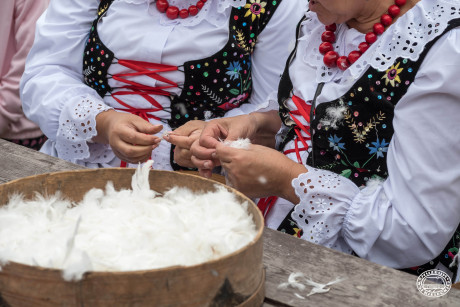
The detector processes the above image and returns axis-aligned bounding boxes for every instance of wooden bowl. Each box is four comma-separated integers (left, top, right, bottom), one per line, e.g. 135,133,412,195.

0,169,264,307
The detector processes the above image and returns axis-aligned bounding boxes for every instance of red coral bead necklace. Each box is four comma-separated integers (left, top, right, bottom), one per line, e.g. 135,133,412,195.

320,0,407,70
156,0,208,20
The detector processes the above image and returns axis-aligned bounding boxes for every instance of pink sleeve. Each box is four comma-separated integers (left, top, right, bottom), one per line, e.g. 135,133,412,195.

0,0,49,135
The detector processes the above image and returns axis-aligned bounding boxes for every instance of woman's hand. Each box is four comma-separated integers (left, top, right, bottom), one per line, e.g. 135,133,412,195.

94,110,163,163
215,143,307,203
191,111,281,178
189,114,257,177
163,120,205,168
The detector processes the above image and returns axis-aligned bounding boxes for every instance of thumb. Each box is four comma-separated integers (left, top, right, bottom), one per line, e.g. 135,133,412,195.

224,131,242,142
224,126,246,143
134,121,163,135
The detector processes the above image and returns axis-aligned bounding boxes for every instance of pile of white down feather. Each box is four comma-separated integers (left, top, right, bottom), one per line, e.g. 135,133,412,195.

0,161,257,281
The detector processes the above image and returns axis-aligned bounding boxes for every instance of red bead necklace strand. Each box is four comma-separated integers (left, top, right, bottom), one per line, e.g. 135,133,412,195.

156,0,208,20
320,0,407,70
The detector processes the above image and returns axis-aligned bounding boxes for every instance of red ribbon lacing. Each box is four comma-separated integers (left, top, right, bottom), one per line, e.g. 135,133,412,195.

111,59,179,167
257,95,312,221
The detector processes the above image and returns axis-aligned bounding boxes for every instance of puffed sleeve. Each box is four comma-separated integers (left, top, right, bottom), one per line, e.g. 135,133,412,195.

223,0,306,117
20,0,113,164
291,28,460,269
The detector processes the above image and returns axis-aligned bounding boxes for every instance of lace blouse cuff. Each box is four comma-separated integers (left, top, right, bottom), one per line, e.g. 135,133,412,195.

291,167,360,252
56,94,113,164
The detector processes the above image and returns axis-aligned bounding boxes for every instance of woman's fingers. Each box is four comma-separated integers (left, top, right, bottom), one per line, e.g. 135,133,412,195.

198,168,213,179
165,129,201,149
191,155,216,170
165,134,193,147
215,143,239,163
120,133,161,147
113,140,152,161
174,147,195,168
134,120,163,135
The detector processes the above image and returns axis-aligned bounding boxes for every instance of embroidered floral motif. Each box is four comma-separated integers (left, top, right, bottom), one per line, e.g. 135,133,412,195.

277,6,460,279
225,61,242,80
215,60,252,110
219,93,249,111
368,138,389,159
382,62,404,87
244,0,267,22
298,1,460,84
344,110,386,144
235,30,255,54
83,0,282,170
328,135,345,151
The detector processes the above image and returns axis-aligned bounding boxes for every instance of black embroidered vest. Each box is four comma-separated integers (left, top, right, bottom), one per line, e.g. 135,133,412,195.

82,0,283,169
277,16,460,278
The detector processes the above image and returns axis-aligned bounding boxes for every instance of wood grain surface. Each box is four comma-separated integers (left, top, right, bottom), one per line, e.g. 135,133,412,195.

1,138,459,306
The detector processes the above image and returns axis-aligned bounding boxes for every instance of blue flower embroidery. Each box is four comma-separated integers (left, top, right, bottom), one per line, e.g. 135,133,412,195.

328,135,345,151
226,61,242,80
368,138,389,158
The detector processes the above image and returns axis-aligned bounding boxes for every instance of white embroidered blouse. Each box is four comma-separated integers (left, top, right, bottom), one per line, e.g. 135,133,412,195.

20,0,305,169
265,0,460,276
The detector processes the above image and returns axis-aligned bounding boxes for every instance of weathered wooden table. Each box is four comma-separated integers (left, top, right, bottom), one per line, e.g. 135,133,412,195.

0,138,459,306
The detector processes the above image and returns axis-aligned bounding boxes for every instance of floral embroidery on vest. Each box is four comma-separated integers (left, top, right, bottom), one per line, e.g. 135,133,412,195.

171,1,281,130
306,58,417,187
277,19,460,279
81,0,282,170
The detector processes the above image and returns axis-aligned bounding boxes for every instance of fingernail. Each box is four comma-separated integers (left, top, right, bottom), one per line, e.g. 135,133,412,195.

203,162,211,169
211,152,217,159
162,131,173,139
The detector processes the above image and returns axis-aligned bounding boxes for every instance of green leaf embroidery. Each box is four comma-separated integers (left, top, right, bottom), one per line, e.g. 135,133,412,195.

353,161,360,168
243,80,252,91
341,169,352,178
229,88,240,95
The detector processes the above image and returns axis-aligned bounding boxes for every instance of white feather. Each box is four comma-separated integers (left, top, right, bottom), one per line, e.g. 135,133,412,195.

0,163,257,280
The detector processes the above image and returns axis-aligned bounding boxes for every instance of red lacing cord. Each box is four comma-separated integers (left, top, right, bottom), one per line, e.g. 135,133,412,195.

257,95,312,222
111,59,179,167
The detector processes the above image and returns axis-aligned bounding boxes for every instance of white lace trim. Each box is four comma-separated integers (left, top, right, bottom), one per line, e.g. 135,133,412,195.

301,0,460,83
142,0,245,28
80,143,116,165
56,95,112,164
291,168,357,254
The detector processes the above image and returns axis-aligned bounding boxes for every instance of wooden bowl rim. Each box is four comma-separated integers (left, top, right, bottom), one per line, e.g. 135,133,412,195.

0,168,264,278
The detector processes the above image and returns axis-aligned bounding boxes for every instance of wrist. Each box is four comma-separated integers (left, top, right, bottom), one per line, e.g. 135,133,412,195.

279,161,308,204
93,109,116,144
250,111,280,147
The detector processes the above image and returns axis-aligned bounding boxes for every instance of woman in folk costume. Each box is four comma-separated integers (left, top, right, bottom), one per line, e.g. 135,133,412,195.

20,0,304,169
177,0,460,280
